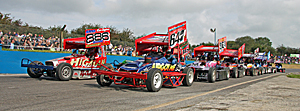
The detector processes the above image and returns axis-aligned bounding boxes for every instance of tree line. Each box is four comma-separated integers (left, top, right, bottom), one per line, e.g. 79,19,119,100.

191,36,300,56
1,12,299,56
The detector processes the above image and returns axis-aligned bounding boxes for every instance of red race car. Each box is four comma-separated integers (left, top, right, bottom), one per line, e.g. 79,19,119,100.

21,28,110,81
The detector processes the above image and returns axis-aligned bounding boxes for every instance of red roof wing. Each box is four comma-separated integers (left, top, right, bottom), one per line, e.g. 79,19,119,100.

63,37,86,49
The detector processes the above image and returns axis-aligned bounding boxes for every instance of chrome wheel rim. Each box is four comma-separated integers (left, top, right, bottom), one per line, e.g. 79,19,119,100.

153,72,162,88
61,66,71,78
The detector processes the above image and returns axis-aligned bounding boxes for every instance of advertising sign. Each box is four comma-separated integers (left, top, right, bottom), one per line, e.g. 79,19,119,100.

85,28,110,48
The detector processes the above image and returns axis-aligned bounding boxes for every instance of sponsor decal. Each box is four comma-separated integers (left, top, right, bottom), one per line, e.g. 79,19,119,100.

152,63,177,71
70,58,106,67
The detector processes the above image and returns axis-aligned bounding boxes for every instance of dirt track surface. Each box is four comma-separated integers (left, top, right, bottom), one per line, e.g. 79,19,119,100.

178,74,300,111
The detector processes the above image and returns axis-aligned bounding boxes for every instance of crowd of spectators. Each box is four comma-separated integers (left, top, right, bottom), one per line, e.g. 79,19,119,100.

107,44,135,56
0,30,61,51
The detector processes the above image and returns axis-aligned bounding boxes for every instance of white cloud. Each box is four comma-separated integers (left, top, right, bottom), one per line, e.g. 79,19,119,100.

0,0,299,48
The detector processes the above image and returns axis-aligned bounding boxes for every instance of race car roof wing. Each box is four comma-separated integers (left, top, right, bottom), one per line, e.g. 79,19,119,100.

193,45,218,56
219,49,238,58
63,37,86,49
135,32,169,55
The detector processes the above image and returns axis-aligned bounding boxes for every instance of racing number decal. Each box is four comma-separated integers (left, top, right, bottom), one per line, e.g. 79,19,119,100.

85,28,110,48
86,32,110,44
218,36,227,54
219,41,226,49
169,29,186,48
168,21,187,49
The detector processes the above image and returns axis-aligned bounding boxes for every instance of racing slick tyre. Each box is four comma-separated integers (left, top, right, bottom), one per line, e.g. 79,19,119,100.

97,63,113,86
264,67,267,74
56,63,73,81
224,67,230,80
232,67,238,78
27,61,44,78
208,67,217,83
272,68,277,73
239,68,245,78
182,67,194,86
250,68,255,76
260,68,263,75
146,68,163,92
258,68,262,75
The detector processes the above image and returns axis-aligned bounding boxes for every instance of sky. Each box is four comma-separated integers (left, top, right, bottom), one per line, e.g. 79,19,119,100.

1,0,299,48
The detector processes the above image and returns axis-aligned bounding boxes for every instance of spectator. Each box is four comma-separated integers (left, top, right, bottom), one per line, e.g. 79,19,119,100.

10,39,15,49
13,37,20,46
7,32,12,36
127,47,132,56
0,30,3,37
32,40,38,47
36,41,44,50
108,43,113,54
44,40,53,49
25,39,33,50
13,32,18,37
0,36,5,44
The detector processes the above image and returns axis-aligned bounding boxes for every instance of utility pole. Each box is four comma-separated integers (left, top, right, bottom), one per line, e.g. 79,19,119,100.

210,28,216,45
60,25,66,51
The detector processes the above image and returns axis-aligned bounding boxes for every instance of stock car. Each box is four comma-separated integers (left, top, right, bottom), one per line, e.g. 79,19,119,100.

21,28,111,81
95,51,194,92
92,21,194,92
219,49,246,78
189,45,230,83
275,62,285,73
240,54,262,76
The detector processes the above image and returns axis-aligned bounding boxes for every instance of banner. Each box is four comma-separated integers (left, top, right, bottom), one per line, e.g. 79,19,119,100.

267,51,271,60
218,36,227,54
290,54,300,58
238,43,245,60
168,21,187,49
85,28,111,48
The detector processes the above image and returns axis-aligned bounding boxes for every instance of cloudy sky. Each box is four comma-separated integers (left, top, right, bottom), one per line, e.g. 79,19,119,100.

1,0,299,48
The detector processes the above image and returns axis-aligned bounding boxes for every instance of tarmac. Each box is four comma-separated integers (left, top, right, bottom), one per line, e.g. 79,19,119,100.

178,72,300,111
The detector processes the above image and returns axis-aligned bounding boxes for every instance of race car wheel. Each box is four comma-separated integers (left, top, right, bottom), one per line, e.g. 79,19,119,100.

182,67,194,86
208,67,216,83
225,67,230,80
239,68,245,78
232,67,238,78
56,63,73,81
258,68,262,75
273,68,277,73
27,61,44,78
97,75,113,86
146,68,163,92
97,63,113,86
250,68,255,76
259,68,264,75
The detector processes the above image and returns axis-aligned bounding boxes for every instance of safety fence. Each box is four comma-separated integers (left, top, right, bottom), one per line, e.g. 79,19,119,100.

1,44,63,51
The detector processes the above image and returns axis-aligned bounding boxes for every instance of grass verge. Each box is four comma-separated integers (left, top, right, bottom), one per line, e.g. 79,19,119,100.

286,73,300,79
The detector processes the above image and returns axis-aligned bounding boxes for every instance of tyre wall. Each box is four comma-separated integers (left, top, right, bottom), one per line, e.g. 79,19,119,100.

0,51,194,74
